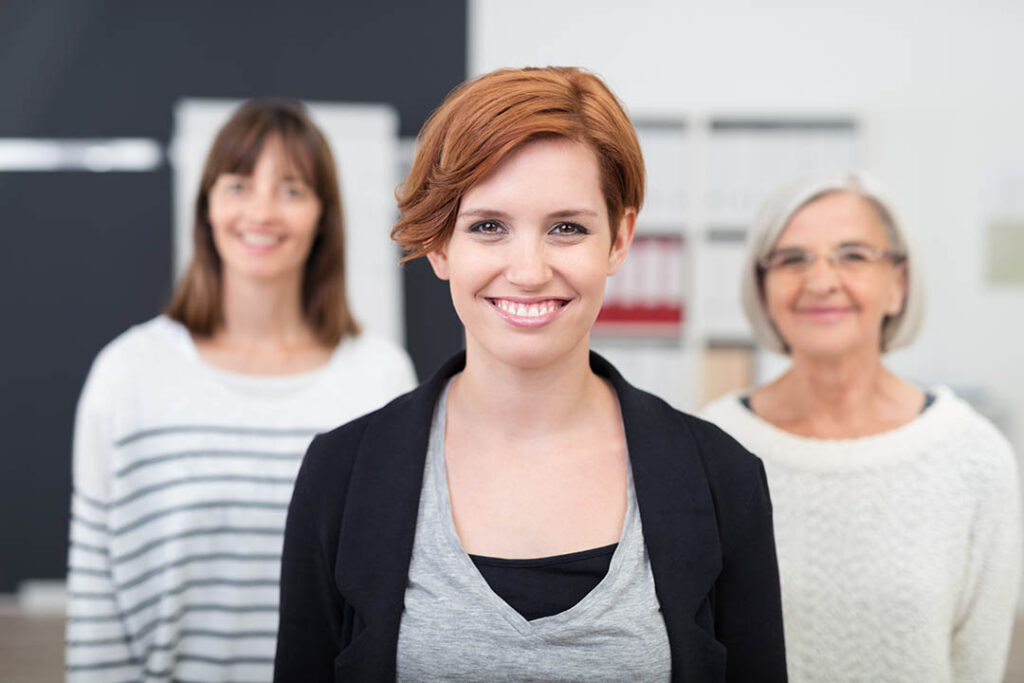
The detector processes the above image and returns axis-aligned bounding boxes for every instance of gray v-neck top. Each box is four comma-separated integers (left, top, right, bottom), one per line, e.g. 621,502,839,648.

396,380,671,682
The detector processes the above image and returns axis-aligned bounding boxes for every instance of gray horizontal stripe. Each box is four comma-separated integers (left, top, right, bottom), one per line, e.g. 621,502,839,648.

68,567,112,579
168,627,276,640
111,474,294,509
115,424,319,447
123,577,280,619
67,612,126,624
116,448,303,478
66,657,140,672
71,541,109,555
180,653,275,665
74,490,109,509
136,602,278,641
114,500,288,536
68,590,116,600
119,552,280,592
72,514,108,533
67,634,132,647
115,525,283,564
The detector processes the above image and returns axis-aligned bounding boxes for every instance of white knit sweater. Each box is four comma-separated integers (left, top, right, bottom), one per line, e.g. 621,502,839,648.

700,387,1022,683
66,316,417,682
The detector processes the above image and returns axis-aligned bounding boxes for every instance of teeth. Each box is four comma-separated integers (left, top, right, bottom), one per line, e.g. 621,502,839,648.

240,233,281,247
495,299,562,317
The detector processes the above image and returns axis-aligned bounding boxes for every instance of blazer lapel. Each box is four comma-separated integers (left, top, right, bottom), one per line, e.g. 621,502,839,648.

333,353,466,680
593,353,725,681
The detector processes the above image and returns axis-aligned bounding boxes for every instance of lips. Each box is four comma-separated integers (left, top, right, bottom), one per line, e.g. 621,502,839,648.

794,306,855,323
486,297,570,327
236,230,285,249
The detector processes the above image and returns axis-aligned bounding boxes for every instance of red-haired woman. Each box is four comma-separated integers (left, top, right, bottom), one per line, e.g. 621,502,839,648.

66,100,416,682
276,68,787,682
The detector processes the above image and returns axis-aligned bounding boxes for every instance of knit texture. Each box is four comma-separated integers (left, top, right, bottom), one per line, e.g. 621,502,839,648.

701,387,1022,683
66,316,416,682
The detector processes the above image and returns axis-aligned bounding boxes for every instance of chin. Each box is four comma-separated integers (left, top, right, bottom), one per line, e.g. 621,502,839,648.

469,331,591,371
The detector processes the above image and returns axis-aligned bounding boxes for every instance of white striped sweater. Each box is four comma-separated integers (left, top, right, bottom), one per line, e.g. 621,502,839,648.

66,316,417,682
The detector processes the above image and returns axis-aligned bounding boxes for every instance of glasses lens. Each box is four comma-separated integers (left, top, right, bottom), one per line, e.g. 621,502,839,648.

767,248,811,271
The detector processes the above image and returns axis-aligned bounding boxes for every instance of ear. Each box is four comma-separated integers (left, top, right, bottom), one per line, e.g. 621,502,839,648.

607,207,637,276
426,246,451,281
885,262,908,316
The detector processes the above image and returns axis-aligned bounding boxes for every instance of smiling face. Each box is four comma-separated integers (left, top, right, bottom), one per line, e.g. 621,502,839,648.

207,136,322,287
426,138,635,370
764,191,906,360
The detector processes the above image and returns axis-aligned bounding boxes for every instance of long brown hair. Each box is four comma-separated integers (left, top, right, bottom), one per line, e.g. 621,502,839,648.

166,99,359,345
392,67,645,261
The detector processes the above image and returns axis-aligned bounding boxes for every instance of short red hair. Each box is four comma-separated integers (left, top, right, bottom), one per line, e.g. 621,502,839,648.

392,67,645,260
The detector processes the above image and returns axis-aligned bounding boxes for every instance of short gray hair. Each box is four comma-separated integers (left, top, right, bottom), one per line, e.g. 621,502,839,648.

740,171,925,354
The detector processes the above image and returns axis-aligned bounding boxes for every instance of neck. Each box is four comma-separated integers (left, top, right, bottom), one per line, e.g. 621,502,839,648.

452,334,603,439
218,271,312,346
770,344,908,428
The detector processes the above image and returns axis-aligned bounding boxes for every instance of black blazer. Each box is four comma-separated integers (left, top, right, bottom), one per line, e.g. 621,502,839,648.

275,352,786,682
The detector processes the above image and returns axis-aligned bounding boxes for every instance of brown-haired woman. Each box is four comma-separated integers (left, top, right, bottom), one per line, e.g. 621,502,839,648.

275,68,787,682
65,100,416,682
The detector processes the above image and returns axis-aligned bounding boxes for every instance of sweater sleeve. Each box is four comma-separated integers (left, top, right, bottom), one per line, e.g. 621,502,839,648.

951,436,1022,683
274,434,347,682
714,459,788,683
65,355,143,682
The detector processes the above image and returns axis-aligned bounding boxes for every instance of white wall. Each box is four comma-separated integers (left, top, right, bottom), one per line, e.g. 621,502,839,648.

471,0,1024,456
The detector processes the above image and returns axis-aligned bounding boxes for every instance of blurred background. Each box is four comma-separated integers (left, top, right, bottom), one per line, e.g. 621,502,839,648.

2,0,1023,679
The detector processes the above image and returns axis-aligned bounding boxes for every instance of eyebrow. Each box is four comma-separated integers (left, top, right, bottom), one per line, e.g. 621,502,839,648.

457,208,599,220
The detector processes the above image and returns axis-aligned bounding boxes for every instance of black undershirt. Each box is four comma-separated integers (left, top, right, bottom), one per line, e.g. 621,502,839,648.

470,543,618,621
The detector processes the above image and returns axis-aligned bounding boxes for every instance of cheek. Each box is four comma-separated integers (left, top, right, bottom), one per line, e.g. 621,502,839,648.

762,278,792,317
289,204,321,237
207,200,230,234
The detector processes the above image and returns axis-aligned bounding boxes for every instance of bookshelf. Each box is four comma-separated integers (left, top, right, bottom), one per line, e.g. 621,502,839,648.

592,115,861,410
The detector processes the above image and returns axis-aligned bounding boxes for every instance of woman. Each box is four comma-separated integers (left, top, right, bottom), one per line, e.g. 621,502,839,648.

701,172,1021,682
275,67,786,682
66,100,416,682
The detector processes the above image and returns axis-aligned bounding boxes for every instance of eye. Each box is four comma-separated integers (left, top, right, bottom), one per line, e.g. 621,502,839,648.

835,246,872,264
769,249,810,269
550,222,589,237
469,220,505,236
282,184,310,199
221,178,247,194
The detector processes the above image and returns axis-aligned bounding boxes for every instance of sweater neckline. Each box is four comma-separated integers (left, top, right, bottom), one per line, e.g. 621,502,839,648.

717,385,963,471
157,315,348,397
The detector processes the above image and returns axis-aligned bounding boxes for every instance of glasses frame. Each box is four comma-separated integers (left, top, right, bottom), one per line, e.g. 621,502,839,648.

758,244,906,274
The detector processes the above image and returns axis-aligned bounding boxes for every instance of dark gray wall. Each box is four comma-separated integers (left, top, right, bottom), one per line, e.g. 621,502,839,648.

0,0,465,592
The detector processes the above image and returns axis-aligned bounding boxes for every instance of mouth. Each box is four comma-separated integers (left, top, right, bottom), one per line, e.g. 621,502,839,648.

486,297,571,327
236,230,285,249
794,306,855,322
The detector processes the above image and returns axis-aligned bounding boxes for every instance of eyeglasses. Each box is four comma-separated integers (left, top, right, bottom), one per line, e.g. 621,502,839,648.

759,244,905,275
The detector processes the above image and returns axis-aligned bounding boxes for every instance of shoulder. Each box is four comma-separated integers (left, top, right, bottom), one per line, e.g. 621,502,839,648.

330,332,416,384
297,382,426,489
697,391,750,430
682,409,770,503
932,386,1018,487
81,316,189,400
622,381,769,505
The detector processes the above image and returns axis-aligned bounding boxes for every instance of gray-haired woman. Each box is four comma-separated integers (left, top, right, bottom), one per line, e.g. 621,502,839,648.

701,172,1021,683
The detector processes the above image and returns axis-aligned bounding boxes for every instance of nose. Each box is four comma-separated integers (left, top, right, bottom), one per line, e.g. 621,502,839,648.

505,237,552,289
245,186,279,223
802,253,841,293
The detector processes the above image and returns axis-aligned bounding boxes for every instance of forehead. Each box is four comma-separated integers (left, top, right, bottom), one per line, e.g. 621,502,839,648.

776,192,890,247
460,138,604,212
222,133,315,182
